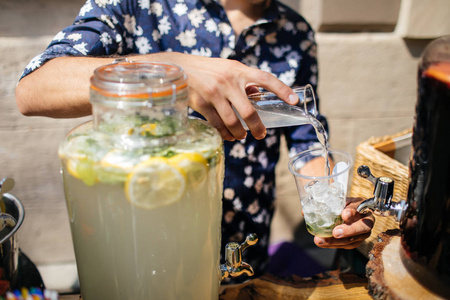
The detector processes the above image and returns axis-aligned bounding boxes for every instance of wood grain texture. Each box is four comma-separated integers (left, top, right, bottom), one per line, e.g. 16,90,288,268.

366,230,449,300
61,270,371,300
219,270,371,300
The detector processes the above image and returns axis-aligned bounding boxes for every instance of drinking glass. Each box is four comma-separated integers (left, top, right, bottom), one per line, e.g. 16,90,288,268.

288,148,353,237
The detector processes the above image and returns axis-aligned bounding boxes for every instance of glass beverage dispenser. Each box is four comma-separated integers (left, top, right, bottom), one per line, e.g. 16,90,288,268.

356,36,450,298
400,36,450,296
59,61,225,299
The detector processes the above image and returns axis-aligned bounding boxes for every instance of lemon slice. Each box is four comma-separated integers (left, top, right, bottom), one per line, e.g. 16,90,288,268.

97,150,146,184
60,134,106,186
66,159,81,179
59,136,91,161
65,158,96,186
125,157,185,209
139,123,158,136
169,153,208,187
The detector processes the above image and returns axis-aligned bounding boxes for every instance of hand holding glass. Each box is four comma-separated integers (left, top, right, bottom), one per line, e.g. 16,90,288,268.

234,85,318,130
288,148,353,237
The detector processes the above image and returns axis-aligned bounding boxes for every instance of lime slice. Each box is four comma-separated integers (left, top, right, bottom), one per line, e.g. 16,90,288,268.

125,157,185,209
169,153,208,187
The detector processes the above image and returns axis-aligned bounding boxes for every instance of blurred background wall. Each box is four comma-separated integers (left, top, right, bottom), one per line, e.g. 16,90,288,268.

0,0,448,292
270,0,448,257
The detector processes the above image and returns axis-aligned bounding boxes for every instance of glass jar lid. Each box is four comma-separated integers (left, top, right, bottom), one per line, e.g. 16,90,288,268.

90,61,188,107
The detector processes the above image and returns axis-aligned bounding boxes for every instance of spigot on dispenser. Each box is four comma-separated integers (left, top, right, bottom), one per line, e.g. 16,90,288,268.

356,165,408,222
220,233,258,280
0,177,17,229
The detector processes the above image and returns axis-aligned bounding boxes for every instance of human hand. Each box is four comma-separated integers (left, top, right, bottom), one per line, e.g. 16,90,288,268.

166,53,299,141
313,197,375,249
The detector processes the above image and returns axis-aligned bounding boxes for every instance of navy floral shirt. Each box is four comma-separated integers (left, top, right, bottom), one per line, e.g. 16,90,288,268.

21,0,328,278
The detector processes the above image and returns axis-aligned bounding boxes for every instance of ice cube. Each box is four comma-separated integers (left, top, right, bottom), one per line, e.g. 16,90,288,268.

304,180,319,193
316,202,330,214
316,215,334,228
332,161,348,176
308,180,330,203
304,211,317,224
301,198,310,211
332,161,349,194
322,218,335,228
301,199,314,214
328,196,345,216
330,182,344,197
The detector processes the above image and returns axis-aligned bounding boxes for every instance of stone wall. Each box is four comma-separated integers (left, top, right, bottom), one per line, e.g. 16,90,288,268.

0,0,447,291
1,0,88,291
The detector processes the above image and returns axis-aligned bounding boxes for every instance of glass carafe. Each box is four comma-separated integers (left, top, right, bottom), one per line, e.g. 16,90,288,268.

234,84,318,130
59,61,224,300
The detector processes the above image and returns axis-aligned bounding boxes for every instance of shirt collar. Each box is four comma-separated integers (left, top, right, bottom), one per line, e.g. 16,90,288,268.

259,0,280,24
204,0,281,24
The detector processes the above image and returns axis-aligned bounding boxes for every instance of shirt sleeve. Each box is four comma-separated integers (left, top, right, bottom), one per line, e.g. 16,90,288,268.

282,30,329,156
19,0,137,80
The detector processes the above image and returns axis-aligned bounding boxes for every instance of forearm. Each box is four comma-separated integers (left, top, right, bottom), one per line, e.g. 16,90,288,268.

16,56,116,118
15,52,195,118
15,52,298,141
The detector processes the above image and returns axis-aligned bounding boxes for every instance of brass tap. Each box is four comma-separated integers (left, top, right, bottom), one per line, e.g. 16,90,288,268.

220,233,258,280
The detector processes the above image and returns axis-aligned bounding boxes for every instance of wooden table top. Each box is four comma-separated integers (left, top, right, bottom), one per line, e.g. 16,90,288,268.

59,270,371,300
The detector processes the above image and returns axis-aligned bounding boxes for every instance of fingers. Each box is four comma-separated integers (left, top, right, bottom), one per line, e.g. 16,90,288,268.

182,57,296,140
229,88,266,140
202,108,236,142
188,93,238,141
228,68,295,138
336,213,375,237
244,68,299,105
343,197,365,215
245,85,260,95
314,231,372,249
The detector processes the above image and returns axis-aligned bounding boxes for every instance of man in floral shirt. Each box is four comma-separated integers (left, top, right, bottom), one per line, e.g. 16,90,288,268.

16,0,374,279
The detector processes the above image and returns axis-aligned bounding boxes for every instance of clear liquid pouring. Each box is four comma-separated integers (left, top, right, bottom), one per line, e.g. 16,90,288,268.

235,84,318,130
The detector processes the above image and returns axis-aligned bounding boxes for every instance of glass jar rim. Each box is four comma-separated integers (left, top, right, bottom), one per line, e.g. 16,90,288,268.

288,147,353,180
90,61,188,106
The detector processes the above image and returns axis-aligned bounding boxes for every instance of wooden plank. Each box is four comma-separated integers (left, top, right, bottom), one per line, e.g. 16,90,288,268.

219,271,371,300
61,270,371,300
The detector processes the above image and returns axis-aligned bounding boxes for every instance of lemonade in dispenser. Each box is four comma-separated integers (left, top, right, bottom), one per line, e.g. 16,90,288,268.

59,61,226,299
